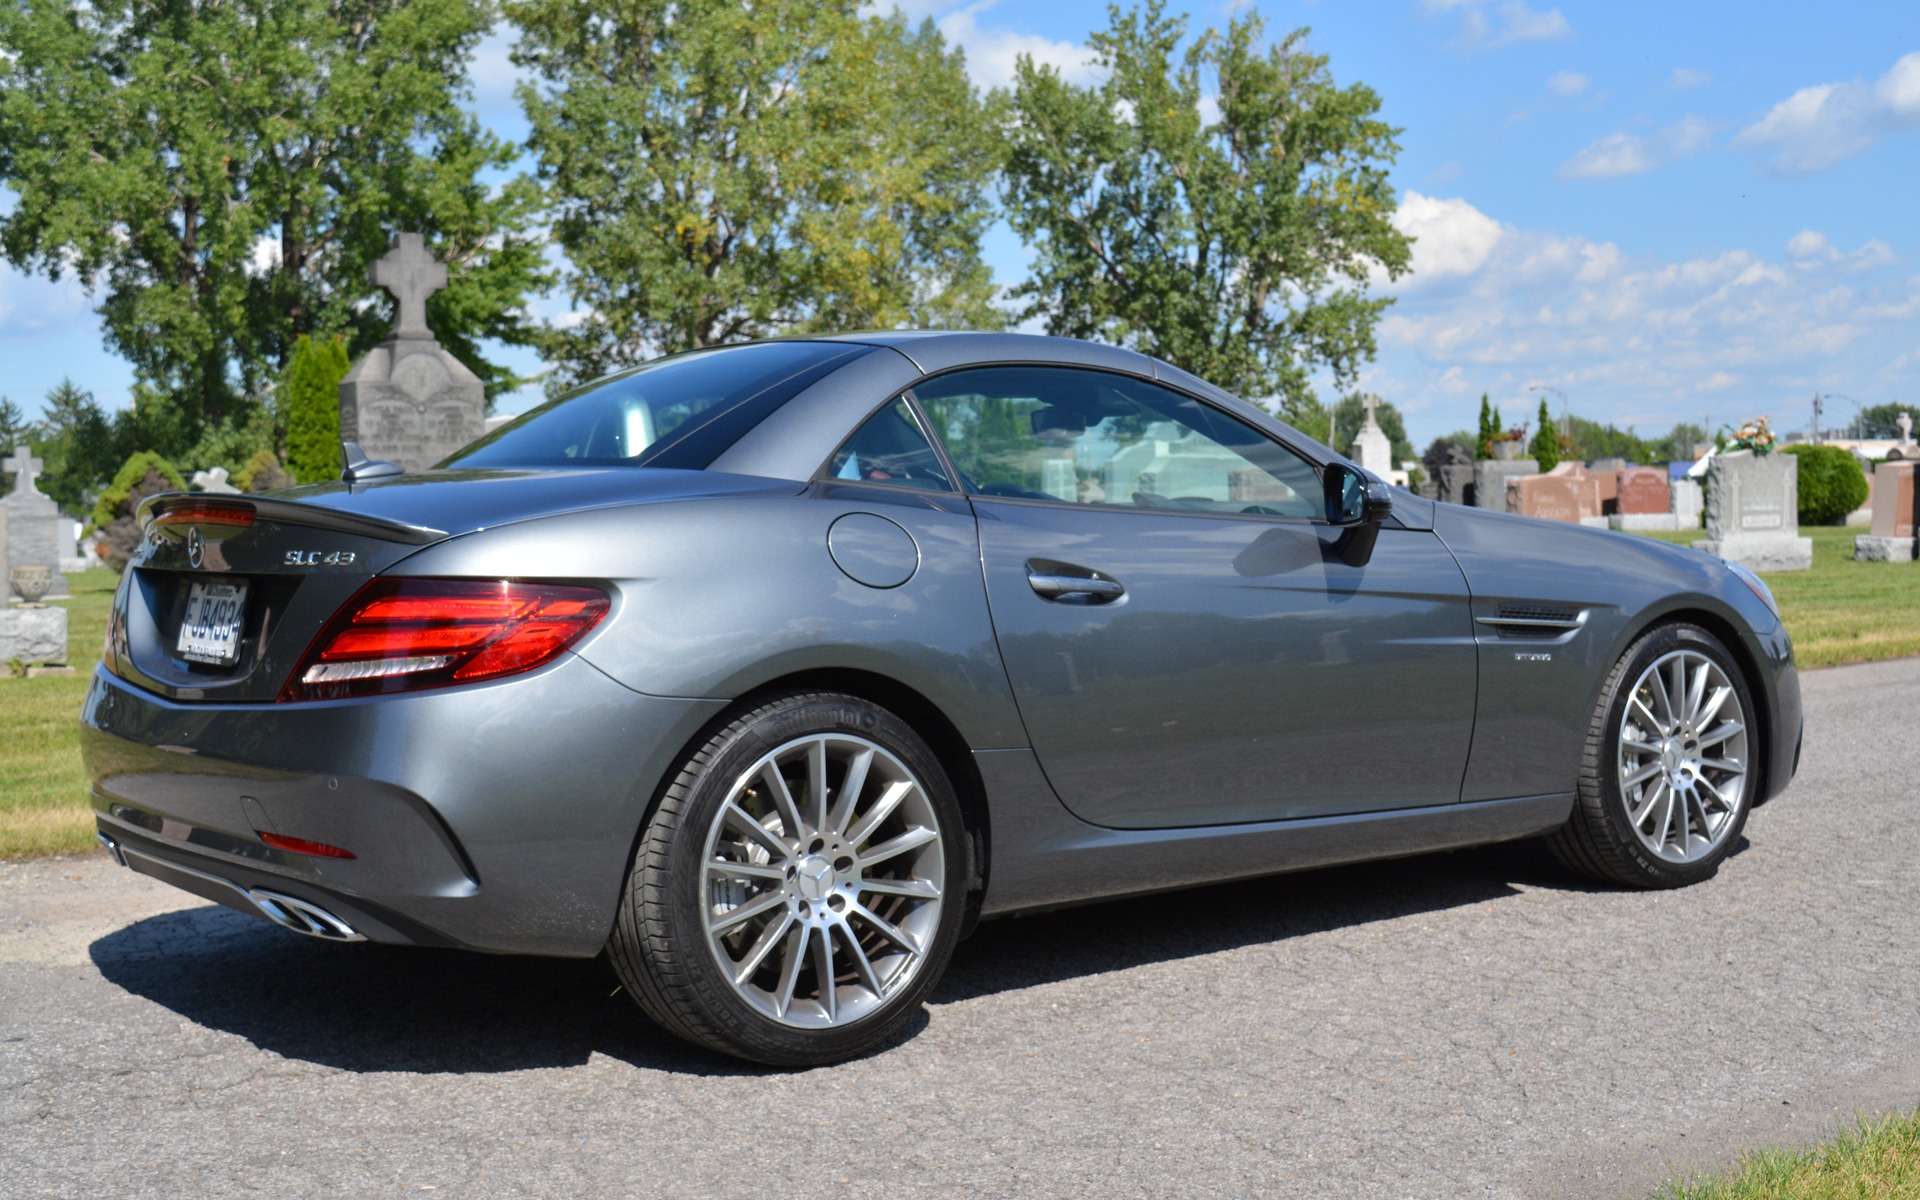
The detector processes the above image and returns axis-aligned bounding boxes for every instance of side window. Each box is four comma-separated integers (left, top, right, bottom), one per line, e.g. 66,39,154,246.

913,367,1326,518
822,398,953,492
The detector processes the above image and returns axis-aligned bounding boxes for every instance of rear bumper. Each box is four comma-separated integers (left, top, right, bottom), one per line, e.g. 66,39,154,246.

82,656,728,955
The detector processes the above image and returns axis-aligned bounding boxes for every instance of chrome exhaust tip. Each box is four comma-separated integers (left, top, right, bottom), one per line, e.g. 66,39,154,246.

247,888,366,942
97,832,127,867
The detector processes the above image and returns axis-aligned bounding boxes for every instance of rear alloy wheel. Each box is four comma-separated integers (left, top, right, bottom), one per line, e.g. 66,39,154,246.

1548,623,1758,888
610,692,966,1066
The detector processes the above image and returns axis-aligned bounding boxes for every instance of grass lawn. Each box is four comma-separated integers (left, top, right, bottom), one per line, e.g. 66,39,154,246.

1630,525,1920,669
3,528,1916,860
0,568,115,858
1657,1107,1920,1199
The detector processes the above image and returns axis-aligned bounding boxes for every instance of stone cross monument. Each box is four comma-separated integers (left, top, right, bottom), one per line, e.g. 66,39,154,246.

337,233,485,474
1348,395,1394,477
4,445,68,598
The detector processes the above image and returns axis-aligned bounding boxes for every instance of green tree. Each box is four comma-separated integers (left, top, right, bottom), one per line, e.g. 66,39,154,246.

0,397,29,490
25,380,119,514
1002,2,1411,408
1476,395,1504,460
1848,403,1913,440
1330,393,1413,465
1651,422,1709,464
1529,397,1560,471
509,0,1002,390
0,0,550,435
283,335,351,484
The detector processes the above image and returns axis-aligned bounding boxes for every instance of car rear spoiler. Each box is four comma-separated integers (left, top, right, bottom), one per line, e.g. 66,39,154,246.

137,492,447,546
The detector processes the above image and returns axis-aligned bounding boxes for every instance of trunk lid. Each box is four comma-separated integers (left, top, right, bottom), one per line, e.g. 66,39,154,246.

114,467,794,703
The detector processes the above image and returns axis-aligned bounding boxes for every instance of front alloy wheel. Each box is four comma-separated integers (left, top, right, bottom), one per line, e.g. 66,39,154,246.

1548,622,1759,888
611,692,966,1066
1615,649,1749,864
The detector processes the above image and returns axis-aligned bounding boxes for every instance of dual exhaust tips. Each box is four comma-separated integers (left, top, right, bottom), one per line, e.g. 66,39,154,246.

99,833,366,943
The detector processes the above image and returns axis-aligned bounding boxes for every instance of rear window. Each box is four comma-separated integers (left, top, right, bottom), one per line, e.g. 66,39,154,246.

443,342,865,471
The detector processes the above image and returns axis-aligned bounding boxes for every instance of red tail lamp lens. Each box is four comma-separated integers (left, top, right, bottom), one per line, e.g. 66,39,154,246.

259,832,356,859
281,579,610,702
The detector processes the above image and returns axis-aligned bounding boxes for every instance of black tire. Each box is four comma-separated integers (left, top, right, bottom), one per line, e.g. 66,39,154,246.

1547,622,1759,889
609,691,967,1067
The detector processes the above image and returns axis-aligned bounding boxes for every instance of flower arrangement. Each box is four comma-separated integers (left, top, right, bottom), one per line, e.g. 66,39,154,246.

1723,415,1777,456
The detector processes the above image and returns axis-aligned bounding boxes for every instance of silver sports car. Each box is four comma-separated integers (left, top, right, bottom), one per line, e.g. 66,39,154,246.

82,332,1801,1065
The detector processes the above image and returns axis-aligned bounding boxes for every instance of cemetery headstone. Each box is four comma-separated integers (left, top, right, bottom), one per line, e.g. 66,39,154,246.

1889,412,1919,461
1692,450,1812,571
2,445,69,597
1854,461,1919,562
1473,458,1538,512
1508,473,1584,523
1546,462,1606,523
1616,467,1671,514
1348,396,1394,477
191,466,241,494
1438,463,1476,505
337,233,485,475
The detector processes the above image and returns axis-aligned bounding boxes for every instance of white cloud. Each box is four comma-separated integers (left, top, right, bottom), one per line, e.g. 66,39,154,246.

1424,0,1573,50
1491,3,1573,46
1671,67,1712,90
1736,51,1920,174
1370,196,1918,438
937,1,1099,91
1548,70,1588,97
1786,230,1830,260
1559,116,1712,179
1389,192,1504,283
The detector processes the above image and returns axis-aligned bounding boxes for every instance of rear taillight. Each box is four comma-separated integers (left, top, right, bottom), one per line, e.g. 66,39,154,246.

280,579,610,702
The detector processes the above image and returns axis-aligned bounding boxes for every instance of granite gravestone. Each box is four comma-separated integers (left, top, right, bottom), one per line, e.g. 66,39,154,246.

1546,462,1606,523
1508,473,1583,523
1854,461,1919,562
3,446,68,598
1888,412,1919,461
1473,458,1538,512
1693,450,1812,571
337,234,485,474
1348,396,1394,477
1617,467,1670,515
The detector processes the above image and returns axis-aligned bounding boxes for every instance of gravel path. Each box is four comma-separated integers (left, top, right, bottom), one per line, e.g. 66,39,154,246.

4,657,1917,1199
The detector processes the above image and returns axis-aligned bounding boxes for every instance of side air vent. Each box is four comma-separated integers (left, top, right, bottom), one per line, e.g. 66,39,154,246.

1477,604,1585,640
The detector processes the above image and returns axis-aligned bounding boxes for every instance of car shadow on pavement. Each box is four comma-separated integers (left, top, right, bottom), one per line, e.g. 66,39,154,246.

933,838,1627,1004
87,906,781,1077
88,837,1675,1075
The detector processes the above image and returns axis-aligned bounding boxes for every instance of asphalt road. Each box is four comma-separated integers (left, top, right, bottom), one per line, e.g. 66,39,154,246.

4,657,1918,1199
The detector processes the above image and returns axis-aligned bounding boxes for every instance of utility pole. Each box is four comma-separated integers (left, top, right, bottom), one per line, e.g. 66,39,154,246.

1811,393,1823,444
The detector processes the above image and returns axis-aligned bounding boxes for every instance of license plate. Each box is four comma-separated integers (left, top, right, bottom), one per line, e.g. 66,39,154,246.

176,580,249,666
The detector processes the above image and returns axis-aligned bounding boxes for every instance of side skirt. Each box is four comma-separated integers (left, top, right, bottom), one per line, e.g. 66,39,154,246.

975,748,1572,918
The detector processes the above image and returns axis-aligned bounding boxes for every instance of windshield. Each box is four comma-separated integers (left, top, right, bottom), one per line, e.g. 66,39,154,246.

443,341,862,470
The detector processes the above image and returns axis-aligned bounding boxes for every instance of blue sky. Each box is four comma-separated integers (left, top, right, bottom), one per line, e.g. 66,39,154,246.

4,0,1918,450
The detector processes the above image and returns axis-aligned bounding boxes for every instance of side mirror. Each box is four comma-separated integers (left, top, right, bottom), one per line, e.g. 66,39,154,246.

1323,463,1393,567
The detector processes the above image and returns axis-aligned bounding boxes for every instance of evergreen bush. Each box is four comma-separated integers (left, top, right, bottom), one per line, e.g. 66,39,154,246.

283,334,350,484
89,452,186,571
1782,444,1868,525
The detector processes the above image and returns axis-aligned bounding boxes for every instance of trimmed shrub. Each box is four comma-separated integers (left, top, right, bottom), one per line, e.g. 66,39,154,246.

89,452,186,572
233,449,295,493
1783,443,1869,525
283,334,350,484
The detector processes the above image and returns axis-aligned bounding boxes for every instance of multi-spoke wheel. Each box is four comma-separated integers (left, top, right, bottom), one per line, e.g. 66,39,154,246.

1548,623,1759,888
609,692,967,1066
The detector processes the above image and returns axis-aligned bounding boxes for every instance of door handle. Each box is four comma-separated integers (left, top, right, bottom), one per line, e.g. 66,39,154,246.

1026,564,1126,602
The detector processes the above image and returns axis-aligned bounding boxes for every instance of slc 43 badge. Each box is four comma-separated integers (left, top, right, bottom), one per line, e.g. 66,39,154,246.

285,550,358,567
